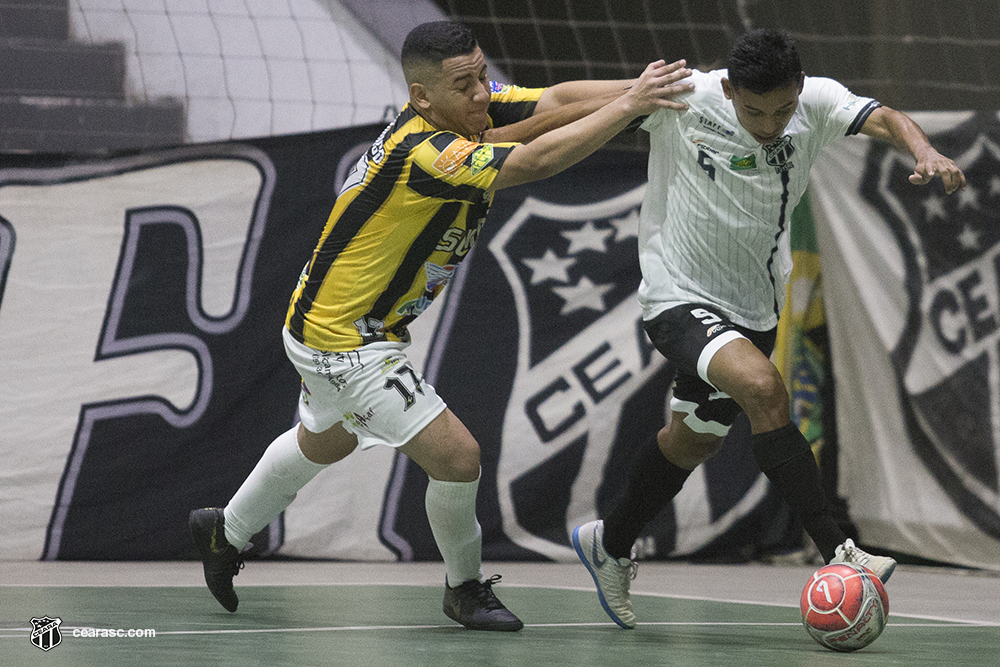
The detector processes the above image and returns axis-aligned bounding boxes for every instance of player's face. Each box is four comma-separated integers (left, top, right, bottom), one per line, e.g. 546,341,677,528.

420,47,491,138
723,76,803,144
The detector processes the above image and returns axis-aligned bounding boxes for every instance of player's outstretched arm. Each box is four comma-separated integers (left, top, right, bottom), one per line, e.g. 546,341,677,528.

533,78,633,114
481,90,622,144
488,59,693,192
531,61,693,115
859,106,966,194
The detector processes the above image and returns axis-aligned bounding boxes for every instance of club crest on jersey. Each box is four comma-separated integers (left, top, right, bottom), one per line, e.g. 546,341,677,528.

764,136,795,173
861,114,1000,539
487,187,769,560
469,145,494,175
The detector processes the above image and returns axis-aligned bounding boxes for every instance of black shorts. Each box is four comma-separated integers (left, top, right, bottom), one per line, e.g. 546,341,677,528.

643,304,776,435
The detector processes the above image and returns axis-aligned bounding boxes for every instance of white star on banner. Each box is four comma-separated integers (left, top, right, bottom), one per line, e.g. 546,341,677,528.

609,209,640,241
522,249,575,284
957,184,980,211
958,224,981,251
552,276,615,315
561,220,614,254
922,193,947,222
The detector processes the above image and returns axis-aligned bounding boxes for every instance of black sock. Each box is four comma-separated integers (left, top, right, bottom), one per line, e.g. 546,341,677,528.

751,423,845,562
602,437,692,559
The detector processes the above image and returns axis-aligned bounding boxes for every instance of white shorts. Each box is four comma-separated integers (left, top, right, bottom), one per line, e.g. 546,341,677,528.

282,328,447,450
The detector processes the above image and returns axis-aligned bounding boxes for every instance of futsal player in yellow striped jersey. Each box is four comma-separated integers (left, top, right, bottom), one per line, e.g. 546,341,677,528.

282,83,545,351
190,20,693,630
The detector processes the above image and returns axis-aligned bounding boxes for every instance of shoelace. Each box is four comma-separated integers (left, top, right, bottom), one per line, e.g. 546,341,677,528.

841,541,869,567
230,541,252,578
465,574,505,610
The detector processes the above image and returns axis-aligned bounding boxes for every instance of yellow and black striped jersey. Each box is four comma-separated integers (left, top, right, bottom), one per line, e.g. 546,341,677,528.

285,82,545,351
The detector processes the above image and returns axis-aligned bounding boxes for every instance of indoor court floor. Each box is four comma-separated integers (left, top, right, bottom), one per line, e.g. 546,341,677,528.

2,559,997,666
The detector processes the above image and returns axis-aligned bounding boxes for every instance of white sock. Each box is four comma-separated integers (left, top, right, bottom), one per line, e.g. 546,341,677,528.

223,426,328,550
425,474,484,586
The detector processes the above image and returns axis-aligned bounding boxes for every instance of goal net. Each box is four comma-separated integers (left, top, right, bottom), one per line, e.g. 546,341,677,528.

435,0,1000,112
64,0,999,148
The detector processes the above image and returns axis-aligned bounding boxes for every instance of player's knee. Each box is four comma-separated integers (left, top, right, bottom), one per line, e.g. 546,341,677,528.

436,439,481,482
737,368,788,425
454,444,482,482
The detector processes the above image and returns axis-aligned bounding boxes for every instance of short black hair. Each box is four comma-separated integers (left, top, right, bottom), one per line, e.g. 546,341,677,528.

726,29,802,94
401,21,478,72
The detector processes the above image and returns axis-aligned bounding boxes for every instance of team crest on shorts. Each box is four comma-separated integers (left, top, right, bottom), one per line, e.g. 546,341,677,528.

29,616,62,651
861,113,1000,538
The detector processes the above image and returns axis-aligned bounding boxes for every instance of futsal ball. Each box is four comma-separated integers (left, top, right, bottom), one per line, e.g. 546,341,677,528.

800,563,889,652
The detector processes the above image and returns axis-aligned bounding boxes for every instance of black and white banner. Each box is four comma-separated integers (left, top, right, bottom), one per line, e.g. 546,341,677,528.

812,111,1000,570
0,130,367,560
4,121,923,566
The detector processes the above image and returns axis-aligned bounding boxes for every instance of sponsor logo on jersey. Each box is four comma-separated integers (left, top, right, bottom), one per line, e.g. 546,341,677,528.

861,114,1000,540
842,93,862,111
343,407,375,433
353,315,386,342
693,139,721,155
490,80,506,94
380,357,402,373
469,145,494,175
424,262,456,292
396,263,457,318
706,323,733,337
432,138,478,175
370,121,392,164
729,154,758,171
396,296,432,318
698,115,736,138
437,220,483,257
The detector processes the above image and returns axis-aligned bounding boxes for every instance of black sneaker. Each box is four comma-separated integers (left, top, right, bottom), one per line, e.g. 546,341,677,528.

442,574,523,631
189,508,246,612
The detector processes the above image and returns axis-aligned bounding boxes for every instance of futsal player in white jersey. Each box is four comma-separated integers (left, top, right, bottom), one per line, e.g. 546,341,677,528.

573,28,966,629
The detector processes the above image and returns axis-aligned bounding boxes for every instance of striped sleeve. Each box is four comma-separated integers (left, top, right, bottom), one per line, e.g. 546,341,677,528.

408,131,517,200
801,76,881,145
487,81,546,127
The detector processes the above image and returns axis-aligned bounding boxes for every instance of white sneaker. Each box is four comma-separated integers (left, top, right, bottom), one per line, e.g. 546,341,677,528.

830,538,897,583
572,520,637,628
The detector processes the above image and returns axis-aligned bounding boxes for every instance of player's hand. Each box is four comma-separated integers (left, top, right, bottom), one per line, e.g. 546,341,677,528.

909,148,966,194
625,59,694,115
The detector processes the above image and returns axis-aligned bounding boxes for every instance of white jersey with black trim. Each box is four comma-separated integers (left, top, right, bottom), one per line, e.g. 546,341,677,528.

637,68,879,330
